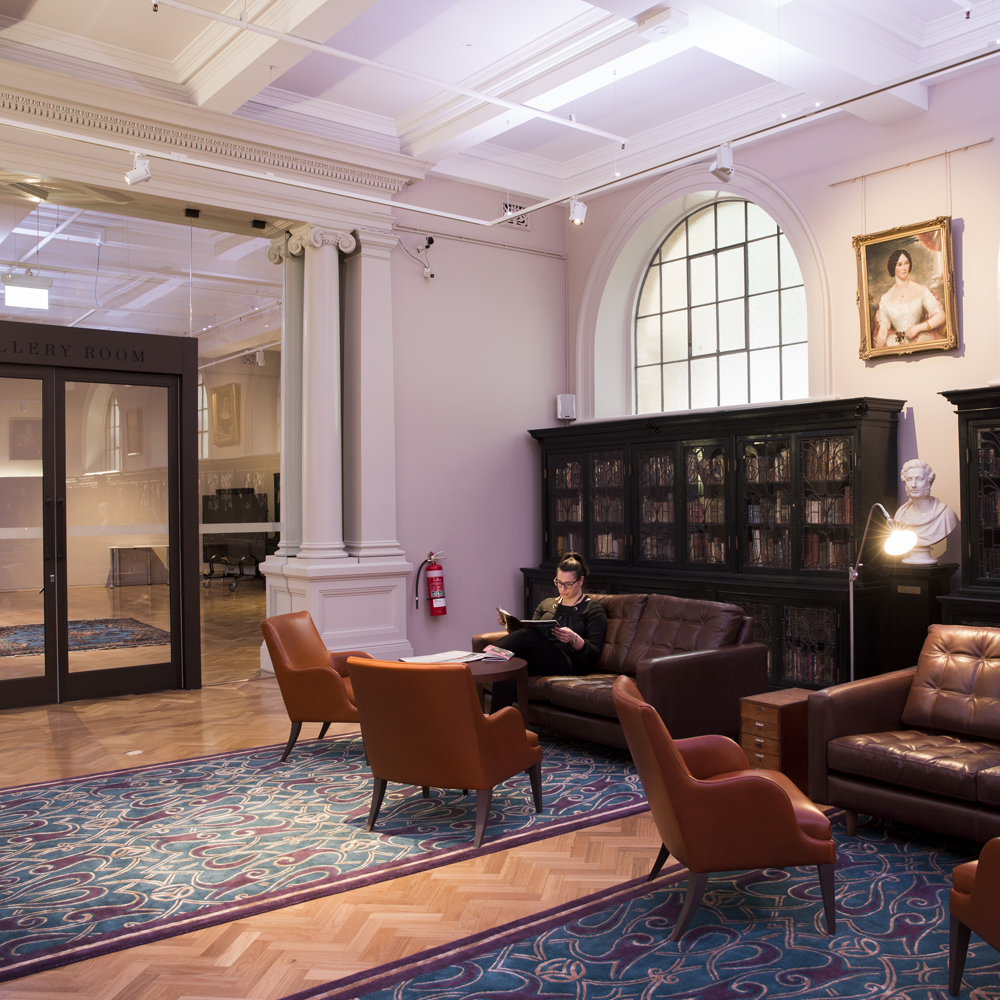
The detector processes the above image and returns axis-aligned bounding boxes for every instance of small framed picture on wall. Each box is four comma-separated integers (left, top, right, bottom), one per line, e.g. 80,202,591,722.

853,216,958,360
210,383,241,448
9,418,42,460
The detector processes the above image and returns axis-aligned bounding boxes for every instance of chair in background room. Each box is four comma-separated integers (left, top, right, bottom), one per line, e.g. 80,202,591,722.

612,675,836,941
347,657,543,848
950,836,1000,995
261,611,372,761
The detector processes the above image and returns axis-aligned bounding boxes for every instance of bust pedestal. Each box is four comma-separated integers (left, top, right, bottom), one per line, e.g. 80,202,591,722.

889,563,958,671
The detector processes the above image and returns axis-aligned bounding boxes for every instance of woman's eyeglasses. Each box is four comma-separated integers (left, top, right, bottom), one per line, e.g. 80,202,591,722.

552,579,579,588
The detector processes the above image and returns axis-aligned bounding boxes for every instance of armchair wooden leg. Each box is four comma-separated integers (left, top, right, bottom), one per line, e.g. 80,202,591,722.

949,914,972,996
670,872,709,942
844,810,857,836
648,844,671,882
280,722,302,762
474,788,493,848
527,762,543,812
318,722,331,740
817,862,836,935
366,777,388,832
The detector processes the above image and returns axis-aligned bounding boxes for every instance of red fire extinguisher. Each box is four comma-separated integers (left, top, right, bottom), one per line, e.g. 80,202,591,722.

416,551,447,616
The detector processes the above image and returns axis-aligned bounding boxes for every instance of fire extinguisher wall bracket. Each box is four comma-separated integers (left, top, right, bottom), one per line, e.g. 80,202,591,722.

415,551,447,616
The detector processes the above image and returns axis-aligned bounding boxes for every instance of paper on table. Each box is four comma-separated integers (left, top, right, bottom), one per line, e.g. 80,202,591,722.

399,650,486,664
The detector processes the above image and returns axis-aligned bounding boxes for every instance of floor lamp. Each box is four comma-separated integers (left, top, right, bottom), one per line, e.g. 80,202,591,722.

848,503,917,682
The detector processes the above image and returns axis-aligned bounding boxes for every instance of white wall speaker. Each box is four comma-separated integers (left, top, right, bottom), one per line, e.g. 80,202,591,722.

557,394,577,420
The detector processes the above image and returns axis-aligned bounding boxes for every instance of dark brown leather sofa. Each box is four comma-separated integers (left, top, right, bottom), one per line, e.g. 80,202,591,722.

473,593,768,751
809,624,1000,843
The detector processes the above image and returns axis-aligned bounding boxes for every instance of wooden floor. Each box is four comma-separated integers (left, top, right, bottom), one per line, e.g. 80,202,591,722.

0,669,661,999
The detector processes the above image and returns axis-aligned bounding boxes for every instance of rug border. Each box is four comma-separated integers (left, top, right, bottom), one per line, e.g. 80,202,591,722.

0,735,647,983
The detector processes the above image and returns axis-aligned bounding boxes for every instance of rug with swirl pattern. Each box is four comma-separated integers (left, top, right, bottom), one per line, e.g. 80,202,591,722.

283,817,1000,1000
0,732,642,982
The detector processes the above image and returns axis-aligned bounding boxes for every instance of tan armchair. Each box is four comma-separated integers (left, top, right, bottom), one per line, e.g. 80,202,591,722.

260,611,371,761
612,675,836,941
950,836,1000,994
347,657,543,847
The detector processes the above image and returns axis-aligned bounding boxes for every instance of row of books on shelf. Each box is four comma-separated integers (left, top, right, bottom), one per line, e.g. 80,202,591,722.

980,446,1000,477
593,532,623,559
744,449,790,483
553,534,583,557
980,492,1000,526
593,496,624,523
686,497,725,524
639,534,675,561
782,646,836,686
641,497,674,523
747,497,791,525
744,528,790,568
555,497,582,522
685,449,725,487
688,533,726,563
592,457,625,489
804,492,852,524
803,535,851,570
639,454,673,487
980,546,1000,578
551,462,582,489
801,437,851,481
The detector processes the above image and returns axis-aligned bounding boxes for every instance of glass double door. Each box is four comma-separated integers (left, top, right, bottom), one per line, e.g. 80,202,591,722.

0,367,180,706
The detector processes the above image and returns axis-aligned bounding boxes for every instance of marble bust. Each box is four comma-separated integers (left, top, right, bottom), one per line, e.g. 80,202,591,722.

893,459,959,565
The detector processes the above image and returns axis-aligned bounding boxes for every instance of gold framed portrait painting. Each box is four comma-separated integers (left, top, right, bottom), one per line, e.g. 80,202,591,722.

853,216,958,360
210,383,240,448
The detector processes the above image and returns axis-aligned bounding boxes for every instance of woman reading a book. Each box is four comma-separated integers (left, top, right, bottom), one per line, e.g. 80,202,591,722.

489,552,607,714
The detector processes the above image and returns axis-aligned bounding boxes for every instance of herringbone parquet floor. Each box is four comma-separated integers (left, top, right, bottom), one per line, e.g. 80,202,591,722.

0,673,661,1000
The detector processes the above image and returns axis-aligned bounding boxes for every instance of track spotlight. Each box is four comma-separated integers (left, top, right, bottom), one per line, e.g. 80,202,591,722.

2,270,52,309
709,143,734,182
124,153,152,186
568,197,587,226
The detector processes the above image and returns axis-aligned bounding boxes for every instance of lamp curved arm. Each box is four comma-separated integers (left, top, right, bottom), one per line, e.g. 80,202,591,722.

852,502,895,577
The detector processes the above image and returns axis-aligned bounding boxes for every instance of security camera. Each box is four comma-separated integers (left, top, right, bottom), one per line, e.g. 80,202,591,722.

124,153,152,186
418,235,435,251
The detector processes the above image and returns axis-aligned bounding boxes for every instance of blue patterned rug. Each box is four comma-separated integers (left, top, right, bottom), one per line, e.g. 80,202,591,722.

283,817,1000,1000
0,618,170,656
0,732,642,981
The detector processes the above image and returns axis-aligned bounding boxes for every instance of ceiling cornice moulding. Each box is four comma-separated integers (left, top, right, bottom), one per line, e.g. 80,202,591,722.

0,88,414,196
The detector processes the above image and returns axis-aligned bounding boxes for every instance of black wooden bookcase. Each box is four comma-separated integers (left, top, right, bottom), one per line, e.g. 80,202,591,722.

524,397,904,689
939,386,1000,627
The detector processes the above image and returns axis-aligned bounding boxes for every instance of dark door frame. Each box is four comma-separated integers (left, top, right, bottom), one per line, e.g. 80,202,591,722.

0,320,200,706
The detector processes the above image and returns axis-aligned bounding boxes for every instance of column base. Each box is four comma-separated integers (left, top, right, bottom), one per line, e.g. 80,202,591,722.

260,555,414,668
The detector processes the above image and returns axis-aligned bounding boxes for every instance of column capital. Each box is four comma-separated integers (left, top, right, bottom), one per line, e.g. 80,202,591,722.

353,228,399,257
289,226,357,255
267,237,288,264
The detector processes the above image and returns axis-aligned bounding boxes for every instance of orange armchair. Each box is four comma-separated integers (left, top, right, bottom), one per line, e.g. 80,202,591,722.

260,611,372,761
347,657,543,847
612,675,836,940
949,836,1000,995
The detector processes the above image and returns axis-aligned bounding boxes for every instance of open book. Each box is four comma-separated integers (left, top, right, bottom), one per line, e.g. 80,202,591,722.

497,607,558,637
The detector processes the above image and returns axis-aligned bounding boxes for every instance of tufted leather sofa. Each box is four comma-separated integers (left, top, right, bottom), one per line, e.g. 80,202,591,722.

473,593,768,751
809,624,1000,843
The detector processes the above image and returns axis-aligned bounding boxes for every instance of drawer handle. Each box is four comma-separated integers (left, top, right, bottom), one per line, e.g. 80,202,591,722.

755,753,765,760
754,738,764,747
755,721,764,728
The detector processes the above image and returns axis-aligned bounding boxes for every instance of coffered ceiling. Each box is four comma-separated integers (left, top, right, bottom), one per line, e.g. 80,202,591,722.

0,0,997,339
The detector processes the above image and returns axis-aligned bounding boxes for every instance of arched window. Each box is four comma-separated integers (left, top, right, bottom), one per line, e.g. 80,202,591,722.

635,199,807,413
197,378,209,459
104,394,121,471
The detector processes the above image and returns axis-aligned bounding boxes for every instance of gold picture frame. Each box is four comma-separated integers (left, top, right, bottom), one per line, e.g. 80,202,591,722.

853,216,958,360
210,383,240,447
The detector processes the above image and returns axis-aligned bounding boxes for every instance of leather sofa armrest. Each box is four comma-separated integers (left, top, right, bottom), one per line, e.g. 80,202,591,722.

807,667,916,803
473,631,507,653
635,643,768,741
675,733,749,778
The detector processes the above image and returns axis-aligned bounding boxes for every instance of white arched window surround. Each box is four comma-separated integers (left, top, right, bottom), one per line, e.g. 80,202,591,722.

574,163,831,421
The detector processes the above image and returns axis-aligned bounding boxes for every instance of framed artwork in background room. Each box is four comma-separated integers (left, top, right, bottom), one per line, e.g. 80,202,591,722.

210,382,240,448
853,216,958,360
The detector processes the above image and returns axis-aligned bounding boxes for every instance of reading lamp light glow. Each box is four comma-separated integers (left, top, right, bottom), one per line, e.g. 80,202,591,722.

848,503,917,682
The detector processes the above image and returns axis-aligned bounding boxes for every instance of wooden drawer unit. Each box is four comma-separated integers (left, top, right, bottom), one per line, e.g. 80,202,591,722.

740,688,810,793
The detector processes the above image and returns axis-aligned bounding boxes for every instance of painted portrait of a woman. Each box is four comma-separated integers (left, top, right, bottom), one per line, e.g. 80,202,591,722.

873,247,946,349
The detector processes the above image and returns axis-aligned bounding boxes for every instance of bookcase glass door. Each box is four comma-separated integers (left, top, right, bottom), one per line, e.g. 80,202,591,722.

977,427,1000,580
800,435,853,572
782,603,838,686
588,450,626,562
547,452,584,562
636,446,676,563
684,444,726,565
740,437,791,569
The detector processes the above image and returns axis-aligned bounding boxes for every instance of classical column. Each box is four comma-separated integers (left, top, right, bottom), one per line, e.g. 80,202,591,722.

343,229,406,559
267,234,303,560
295,226,355,560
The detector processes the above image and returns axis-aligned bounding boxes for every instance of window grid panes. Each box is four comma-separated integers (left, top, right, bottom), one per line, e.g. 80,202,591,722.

104,394,121,472
635,200,807,414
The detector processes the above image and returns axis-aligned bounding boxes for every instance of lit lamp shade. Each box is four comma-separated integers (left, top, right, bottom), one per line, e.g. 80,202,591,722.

884,527,918,556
